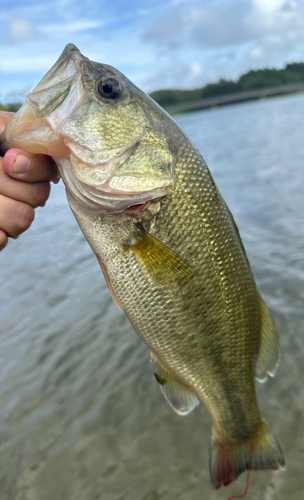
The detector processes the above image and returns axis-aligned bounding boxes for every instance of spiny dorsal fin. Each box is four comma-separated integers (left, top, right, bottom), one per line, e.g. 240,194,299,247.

255,294,280,382
130,229,193,285
151,352,199,416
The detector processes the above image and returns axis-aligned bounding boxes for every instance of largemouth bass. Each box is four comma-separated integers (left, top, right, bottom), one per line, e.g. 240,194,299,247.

0,44,285,489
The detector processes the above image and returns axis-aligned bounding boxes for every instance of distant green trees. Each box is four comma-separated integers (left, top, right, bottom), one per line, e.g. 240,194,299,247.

0,103,22,112
150,62,304,107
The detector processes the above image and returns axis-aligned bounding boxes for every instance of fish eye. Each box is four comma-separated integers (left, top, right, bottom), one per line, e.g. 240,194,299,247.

97,78,121,100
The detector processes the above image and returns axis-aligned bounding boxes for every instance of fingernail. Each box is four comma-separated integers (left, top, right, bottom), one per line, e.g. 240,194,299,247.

12,154,30,174
53,169,61,184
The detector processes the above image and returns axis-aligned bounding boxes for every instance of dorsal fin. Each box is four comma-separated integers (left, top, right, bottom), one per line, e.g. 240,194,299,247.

151,352,199,416
255,294,280,382
130,229,193,285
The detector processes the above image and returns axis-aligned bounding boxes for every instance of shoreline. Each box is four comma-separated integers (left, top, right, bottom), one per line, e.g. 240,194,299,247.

163,82,304,114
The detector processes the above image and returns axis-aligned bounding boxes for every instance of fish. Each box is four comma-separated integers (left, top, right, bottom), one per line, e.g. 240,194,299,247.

0,44,285,489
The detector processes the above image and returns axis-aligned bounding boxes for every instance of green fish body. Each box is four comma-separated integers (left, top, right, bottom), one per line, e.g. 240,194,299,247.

0,44,285,488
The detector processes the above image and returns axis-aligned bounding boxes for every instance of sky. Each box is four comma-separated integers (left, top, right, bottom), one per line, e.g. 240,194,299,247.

1,0,304,103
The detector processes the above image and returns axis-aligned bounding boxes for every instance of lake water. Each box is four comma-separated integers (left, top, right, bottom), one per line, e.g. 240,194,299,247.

1,94,304,500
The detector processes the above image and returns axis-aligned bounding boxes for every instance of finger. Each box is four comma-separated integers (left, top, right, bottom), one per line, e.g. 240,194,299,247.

3,148,59,183
0,111,15,133
0,166,51,208
0,229,8,252
0,194,35,238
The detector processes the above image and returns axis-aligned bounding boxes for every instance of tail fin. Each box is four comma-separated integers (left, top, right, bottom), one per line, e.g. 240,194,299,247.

209,419,285,489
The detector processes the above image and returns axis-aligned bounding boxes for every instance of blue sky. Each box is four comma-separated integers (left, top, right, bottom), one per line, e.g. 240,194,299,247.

1,0,304,103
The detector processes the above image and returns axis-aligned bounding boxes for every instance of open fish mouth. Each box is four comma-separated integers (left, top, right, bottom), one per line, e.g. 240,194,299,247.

0,42,174,215
32,43,86,92
0,44,86,155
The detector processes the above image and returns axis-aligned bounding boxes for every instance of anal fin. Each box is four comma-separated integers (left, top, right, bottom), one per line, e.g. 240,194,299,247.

96,255,123,310
151,352,199,416
255,294,280,382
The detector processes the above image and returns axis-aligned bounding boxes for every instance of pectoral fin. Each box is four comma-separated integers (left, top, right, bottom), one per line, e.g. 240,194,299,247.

130,229,193,285
96,255,123,310
151,353,199,416
255,295,280,382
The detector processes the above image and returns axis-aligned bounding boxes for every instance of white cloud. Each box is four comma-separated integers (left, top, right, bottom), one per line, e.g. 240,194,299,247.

40,20,105,35
1,56,57,74
10,18,37,42
252,0,297,13
143,9,183,43
143,2,251,49
249,46,264,59
190,63,204,78
144,59,224,93
143,0,304,49
2,0,304,100
252,0,287,13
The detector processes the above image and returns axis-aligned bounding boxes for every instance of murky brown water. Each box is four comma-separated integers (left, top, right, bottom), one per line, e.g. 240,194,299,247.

1,94,304,499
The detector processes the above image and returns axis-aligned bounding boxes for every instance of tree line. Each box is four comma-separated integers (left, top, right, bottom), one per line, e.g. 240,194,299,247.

150,62,304,107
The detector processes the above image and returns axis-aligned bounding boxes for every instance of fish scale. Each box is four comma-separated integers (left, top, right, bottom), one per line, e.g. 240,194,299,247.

0,43,285,489
70,136,261,440
140,140,260,433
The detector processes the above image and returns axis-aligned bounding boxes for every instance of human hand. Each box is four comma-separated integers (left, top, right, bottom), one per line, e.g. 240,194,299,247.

0,111,59,251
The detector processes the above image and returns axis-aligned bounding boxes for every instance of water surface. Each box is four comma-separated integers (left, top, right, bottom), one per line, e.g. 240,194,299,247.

1,94,304,499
